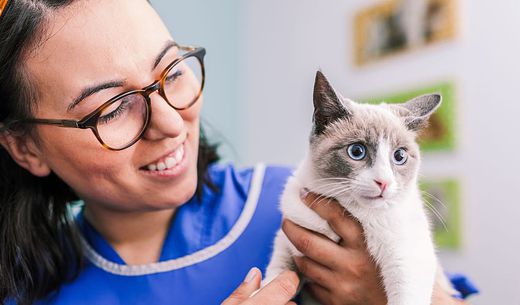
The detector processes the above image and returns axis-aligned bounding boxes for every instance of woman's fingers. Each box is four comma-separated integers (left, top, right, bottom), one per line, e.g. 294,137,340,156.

246,270,300,305
223,269,300,305
294,255,335,287
222,267,262,305
300,190,365,249
282,220,342,269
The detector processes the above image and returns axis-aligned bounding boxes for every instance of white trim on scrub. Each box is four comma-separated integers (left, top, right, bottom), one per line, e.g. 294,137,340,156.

79,163,266,276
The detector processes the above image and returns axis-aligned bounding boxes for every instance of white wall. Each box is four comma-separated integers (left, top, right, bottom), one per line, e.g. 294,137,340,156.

156,0,519,303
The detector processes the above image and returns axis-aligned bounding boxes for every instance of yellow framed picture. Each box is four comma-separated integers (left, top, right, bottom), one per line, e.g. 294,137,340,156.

354,0,457,65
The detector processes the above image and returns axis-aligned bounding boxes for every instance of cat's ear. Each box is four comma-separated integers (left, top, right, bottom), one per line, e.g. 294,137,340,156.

396,94,442,131
313,71,350,135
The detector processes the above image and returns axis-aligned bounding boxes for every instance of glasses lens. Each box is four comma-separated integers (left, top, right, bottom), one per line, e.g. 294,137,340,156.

96,93,148,150
163,55,203,109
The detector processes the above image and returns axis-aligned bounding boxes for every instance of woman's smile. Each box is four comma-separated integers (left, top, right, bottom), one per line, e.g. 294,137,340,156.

139,140,189,179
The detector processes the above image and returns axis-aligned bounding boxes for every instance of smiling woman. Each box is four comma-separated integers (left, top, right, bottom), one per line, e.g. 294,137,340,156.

0,0,222,303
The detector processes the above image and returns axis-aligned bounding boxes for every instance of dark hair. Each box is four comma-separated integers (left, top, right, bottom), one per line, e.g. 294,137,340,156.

0,1,219,304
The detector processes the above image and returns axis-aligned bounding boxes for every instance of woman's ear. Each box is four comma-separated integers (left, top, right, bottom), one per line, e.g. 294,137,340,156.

0,130,51,177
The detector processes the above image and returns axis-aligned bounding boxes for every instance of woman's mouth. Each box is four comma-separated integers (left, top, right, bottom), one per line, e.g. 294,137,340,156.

141,144,185,172
140,143,186,177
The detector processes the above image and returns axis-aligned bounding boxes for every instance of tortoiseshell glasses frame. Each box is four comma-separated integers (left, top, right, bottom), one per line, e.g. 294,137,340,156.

19,43,205,151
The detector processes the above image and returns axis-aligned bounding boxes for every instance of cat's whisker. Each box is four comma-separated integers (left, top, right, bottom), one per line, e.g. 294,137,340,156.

424,200,448,228
306,192,336,209
307,185,356,206
423,199,448,231
309,184,349,197
309,182,358,197
328,187,359,204
350,184,375,194
309,182,354,194
313,177,352,183
421,191,448,210
324,189,350,202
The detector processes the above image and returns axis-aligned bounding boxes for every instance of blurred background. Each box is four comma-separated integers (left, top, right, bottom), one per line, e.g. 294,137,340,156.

154,0,519,304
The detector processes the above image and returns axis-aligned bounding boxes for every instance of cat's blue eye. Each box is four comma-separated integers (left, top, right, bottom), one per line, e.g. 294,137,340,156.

393,148,408,165
347,143,366,160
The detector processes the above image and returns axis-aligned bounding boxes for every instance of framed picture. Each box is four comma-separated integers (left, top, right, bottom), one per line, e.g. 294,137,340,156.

363,82,456,152
419,179,461,250
354,0,457,65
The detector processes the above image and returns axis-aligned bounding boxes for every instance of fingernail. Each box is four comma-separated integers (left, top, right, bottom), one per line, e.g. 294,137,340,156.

244,267,259,283
299,188,309,200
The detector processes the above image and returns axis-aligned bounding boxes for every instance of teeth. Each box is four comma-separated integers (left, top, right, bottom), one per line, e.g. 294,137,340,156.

145,145,184,171
165,157,177,169
156,162,167,171
175,146,184,162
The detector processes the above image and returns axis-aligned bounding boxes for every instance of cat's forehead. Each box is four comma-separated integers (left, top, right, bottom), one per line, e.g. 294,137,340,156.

322,102,415,147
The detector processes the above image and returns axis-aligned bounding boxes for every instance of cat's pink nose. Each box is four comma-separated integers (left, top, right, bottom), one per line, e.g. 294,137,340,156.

374,179,388,193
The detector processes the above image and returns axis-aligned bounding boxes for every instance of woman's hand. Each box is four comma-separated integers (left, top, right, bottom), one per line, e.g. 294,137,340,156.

222,268,299,305
283,191,468,305
282,190,386,305
432,282,471,305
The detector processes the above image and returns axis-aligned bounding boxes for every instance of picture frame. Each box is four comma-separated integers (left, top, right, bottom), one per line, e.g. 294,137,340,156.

354,0,457,65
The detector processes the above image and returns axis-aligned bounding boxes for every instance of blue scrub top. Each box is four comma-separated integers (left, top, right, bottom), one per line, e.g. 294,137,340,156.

38,163,478,304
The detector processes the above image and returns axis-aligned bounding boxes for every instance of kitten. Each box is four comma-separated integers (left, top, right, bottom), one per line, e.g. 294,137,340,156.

264,71,456,305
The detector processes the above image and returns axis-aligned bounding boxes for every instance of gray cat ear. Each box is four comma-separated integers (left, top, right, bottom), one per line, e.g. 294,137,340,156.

313,71,350,135
397,94,442,131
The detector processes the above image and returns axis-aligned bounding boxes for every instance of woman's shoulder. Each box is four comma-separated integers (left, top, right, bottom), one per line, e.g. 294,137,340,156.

201,162,294,222
206,162,293,196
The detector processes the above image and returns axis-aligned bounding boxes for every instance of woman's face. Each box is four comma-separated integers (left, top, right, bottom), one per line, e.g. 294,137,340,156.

25,0,202,211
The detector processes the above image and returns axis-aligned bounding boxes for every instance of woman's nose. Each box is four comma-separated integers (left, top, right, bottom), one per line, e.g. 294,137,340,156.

142,93,184,141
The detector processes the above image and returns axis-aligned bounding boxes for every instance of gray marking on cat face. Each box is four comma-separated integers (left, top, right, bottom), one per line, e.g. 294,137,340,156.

309,72,441,207
311,104,419,181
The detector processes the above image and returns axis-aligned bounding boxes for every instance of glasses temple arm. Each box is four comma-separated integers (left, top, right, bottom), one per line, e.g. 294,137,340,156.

26,119,81,128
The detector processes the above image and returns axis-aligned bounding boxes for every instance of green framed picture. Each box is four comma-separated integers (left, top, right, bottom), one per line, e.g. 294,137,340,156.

363,82,456,152
419,178,461,250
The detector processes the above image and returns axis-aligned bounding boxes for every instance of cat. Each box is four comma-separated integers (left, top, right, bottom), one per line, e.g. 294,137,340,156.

264,71,456,305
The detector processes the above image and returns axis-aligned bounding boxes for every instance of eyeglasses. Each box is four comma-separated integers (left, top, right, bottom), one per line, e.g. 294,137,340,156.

0,0,9,18
22,43,205,151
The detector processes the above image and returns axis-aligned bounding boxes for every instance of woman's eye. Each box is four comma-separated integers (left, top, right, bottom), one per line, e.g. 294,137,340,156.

392,148,408,165
347,143,366,160
98,99,131,124
165,68,183,84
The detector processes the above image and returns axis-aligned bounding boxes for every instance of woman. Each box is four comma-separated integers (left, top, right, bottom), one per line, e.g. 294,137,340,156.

0,0,476,304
